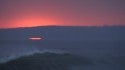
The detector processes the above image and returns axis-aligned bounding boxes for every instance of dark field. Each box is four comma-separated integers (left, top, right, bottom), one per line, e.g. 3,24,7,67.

0,40,125,70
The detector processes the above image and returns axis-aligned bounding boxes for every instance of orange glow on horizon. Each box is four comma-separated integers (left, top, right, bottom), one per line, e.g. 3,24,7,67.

0,13,125,28
4,15,59,28
15,18,56,27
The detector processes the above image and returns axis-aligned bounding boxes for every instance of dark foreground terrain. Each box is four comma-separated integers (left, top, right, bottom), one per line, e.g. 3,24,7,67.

0,52,88,70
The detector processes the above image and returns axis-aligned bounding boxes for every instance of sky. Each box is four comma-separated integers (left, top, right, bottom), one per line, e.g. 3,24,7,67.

0,0,125,28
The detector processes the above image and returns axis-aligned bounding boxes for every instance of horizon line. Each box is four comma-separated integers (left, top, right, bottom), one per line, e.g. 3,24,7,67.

0,25,125,29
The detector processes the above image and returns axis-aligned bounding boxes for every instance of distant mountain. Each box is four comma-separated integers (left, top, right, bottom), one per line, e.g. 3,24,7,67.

0,26,125,41
0,52,87,70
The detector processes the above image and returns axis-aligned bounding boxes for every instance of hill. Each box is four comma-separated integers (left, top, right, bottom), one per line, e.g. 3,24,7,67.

0,26,125,41
0,52,88,70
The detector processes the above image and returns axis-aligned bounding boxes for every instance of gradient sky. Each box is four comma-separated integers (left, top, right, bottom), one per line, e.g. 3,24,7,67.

0,0,125,28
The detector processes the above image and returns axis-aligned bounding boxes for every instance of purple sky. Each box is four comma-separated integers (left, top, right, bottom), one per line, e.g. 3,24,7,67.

0,0,125,28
